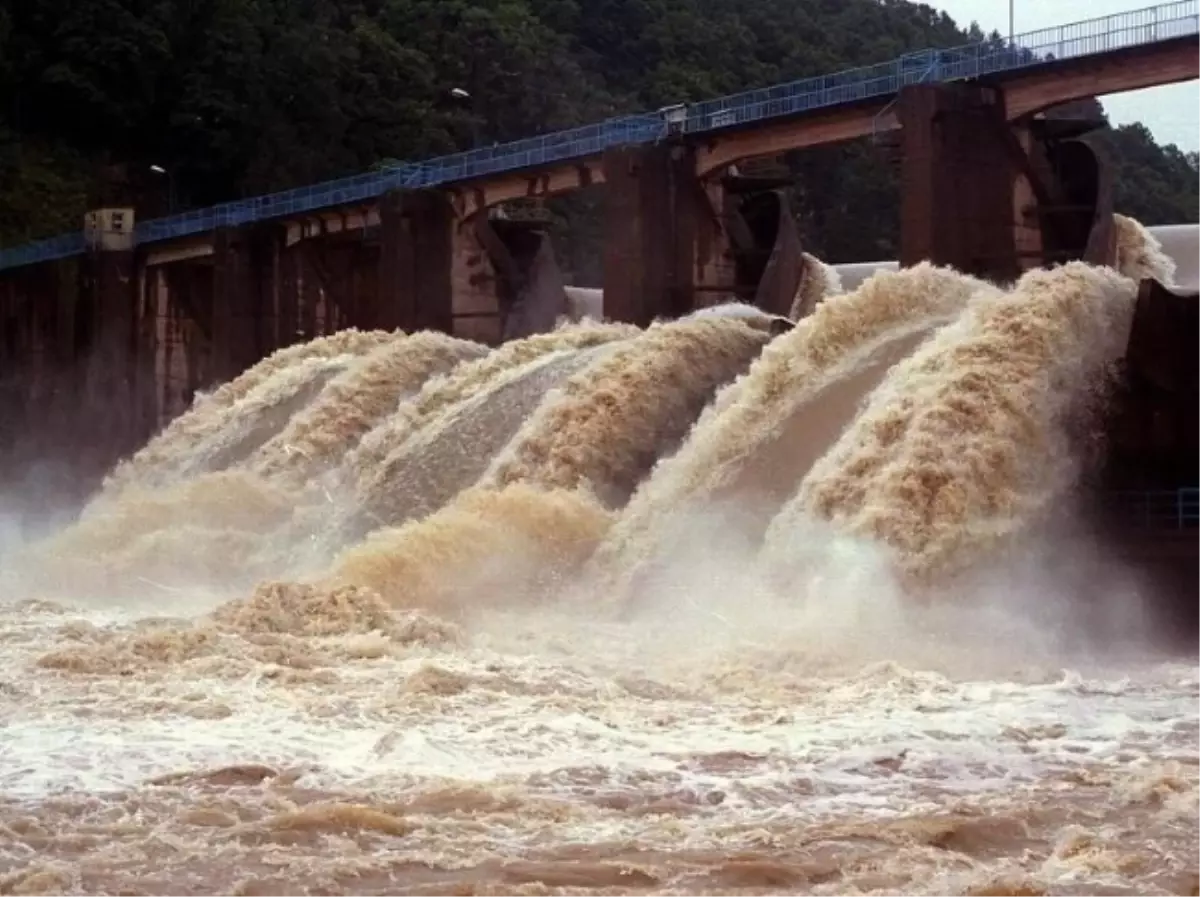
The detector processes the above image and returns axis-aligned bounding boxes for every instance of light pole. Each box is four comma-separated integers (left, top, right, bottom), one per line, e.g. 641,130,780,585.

149,164,176,213
448,87,481,149
1009,0,1014,45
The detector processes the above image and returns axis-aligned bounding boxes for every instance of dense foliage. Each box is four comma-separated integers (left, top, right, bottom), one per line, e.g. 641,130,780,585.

0,0,1195,268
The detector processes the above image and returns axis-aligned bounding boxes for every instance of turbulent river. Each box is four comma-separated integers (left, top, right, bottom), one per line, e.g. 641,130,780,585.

0,215,1195,896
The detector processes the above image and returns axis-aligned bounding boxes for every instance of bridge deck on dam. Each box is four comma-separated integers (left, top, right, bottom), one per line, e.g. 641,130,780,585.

0,0,1196,272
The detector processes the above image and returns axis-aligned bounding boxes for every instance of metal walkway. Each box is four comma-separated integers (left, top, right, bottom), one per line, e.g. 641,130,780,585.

0,0,1195,272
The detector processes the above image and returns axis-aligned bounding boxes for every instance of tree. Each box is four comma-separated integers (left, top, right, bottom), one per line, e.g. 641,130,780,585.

0,0,1194,256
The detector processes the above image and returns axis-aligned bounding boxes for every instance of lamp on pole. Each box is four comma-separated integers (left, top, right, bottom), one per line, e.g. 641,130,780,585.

447,87,481,150
149,164,176,213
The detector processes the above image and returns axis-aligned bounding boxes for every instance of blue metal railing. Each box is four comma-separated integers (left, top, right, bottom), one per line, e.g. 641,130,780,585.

1,0,1195,272
0,232,86,270
1111,487,1200,529
680,0,1198,132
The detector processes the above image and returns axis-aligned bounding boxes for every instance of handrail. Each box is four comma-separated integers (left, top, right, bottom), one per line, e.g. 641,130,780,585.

1108,487,1200,529
0,0,1195,272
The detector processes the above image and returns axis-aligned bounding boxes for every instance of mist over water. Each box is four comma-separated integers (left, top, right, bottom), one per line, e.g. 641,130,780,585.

0,218,1195,896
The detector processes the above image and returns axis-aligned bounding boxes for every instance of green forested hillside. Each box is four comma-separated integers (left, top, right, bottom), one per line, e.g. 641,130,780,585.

0,0,1195,267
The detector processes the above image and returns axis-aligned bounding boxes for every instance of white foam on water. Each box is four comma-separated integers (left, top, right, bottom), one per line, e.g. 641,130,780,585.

0,225,1194,895
2,600,1194,844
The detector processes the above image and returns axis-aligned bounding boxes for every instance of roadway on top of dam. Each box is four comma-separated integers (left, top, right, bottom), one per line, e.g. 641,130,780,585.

0,0,1196,273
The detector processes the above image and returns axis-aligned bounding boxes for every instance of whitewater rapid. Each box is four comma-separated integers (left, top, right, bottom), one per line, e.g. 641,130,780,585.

1,594,1195,896
0,216,1194,896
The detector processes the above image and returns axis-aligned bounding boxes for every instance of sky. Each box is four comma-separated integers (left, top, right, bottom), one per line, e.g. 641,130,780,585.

931,0,1199,151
